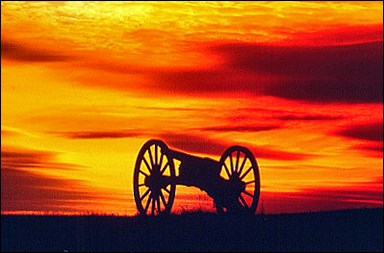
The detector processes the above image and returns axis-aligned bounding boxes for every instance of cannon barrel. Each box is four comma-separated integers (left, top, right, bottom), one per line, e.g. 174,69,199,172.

167,148,221,187
167,148,211,162
168,147,219,165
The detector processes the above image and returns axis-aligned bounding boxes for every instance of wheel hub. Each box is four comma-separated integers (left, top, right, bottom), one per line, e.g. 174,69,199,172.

229,175,246,195
144,165,169,192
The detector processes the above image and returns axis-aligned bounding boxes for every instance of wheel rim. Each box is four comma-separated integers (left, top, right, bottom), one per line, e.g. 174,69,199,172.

133,140,176,215
217,146,260,214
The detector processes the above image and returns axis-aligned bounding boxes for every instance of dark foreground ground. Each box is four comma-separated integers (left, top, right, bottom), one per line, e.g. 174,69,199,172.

1,208,383,252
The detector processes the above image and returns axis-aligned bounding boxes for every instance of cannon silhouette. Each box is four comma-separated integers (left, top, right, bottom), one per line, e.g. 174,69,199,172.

133,139,260,215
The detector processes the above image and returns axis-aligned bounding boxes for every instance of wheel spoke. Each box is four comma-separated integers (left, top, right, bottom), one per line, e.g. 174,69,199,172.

148,147,155,167
159,152,164,168
159,190,167,207
245,180,255,185
229,153,234,173
160,162,169,175
142,156,152,173
151,197,155,215
239,194,249,208
243,190,254,198
139,169,149,177
223,162,231,177
138,183,145,187
163,187,171,195
155,144,158,165
140,188,151,201
235,151,240,173
240,166,253,180
238,156,247,176
144,194,152,211
157,196,161,213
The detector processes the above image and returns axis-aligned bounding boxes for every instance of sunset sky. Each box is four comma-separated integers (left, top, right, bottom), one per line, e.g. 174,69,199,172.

1,1,383,215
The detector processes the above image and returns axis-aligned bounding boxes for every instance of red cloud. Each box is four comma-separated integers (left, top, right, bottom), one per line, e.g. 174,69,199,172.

145,40,383,103
284,24,383,46
1,146,125,213
55,130,145,139
335,122,383,142
1,146,79,171
158,133,313,161
1,146,88,212
193,125,281,133
261,177,383,214
1,40,73,63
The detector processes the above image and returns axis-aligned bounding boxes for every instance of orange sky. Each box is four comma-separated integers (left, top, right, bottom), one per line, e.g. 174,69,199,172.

1,1,383,215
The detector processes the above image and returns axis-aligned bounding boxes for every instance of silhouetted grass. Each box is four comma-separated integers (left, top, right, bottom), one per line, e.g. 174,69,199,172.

1,208,382,252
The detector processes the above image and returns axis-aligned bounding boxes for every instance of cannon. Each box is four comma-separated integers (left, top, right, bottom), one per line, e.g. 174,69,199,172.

133,139,260,215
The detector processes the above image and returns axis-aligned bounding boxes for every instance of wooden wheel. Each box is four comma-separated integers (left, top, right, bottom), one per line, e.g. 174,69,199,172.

217,146,260,214
133,139,176,215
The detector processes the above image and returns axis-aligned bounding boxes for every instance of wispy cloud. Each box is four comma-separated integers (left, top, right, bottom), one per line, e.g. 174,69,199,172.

1,146,88,212
1,168,97,213
214,41,383,103
1,146,80,171
159,133,313,161
281,24,383,46
276,114,344,121
133,40,383,103
1,146,127,213
1,39,74,63
193,125,281,133
335,122,383,142
262,177,383,213
54,130,145,139
354,143,383,153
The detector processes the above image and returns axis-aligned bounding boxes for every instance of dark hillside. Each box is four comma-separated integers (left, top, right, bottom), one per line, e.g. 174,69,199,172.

1,208,382,252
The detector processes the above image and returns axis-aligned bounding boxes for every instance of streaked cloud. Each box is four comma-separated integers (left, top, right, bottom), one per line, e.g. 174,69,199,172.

193,125,281,133
152,41,382,102
262,177,383,214
276,114,344,121
1,168,90,212
54,130,145,139
281,24,383,46
1,146,88,212
1,39,74,63
159,133,313,161
335,122,383,142
1,146,80,171
355,143,383,153
1,146,127,213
